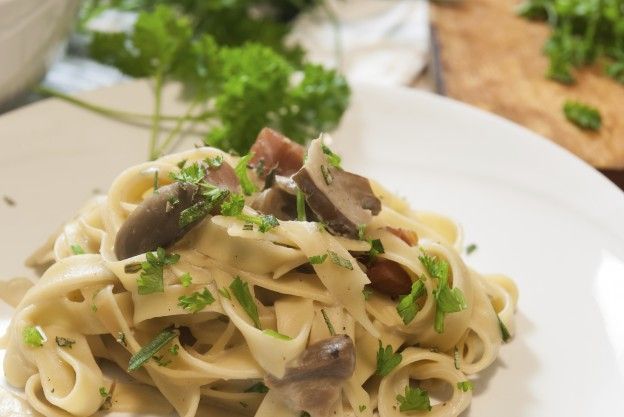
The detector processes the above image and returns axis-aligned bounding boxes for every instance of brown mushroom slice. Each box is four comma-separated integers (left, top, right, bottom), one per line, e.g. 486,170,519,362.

250,128,305,178
274,175,298,195
251,187,298,220
204,161,240,194
367,259,413,296
386,227,419,246
114,182,200,260
265,335,355,417
293,138,381,238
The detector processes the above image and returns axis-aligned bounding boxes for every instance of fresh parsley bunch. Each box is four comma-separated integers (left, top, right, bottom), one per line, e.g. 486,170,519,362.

517,0,624,85
56,2,349,159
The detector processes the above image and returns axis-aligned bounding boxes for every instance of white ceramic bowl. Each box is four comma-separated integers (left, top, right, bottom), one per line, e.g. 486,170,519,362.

0,0,80,105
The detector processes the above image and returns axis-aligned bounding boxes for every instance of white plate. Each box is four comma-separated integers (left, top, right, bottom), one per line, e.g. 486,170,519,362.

1,81,624,416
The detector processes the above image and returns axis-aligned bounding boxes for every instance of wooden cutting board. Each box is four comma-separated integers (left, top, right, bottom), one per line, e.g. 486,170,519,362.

431,0,624,169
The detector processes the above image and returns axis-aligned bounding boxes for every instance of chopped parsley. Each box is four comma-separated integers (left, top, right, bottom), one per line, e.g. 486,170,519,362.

396,386,432,412
137,248,180,295
117,332,127,347
230,276,261,328
498,315,511,342
320,165,333,185
124,262,142,274
327,250,353,270
220,193,245,216
369,239,385,259
169,344,179,355
363,287,373,300
308,254,328,265
55,336,75,348
358,405,367,412
235,154,257,196
177,288,215,313
419,251,467,333
376,341,402,377
176,159,187,169
99,387,109,398
357,224,366,240
457,381,473,392
563,100,601,131
243,224,254,231
180,272,192,287
179,187,229,228
321,143,342,168
296,188,307,221
23,326,44,347
128,328,178,371
245,382,269,393
466,243,478,255
205,155,223,169
153,170,159,193
396,280,426,324
70,244,85,255
169,161,205,184
237,213,279,233
262,329,292,340
320,309,336,336
219,287,231,299
454,347,461,370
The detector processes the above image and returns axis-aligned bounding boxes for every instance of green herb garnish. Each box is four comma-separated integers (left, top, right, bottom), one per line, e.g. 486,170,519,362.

396,280,426,325
237,213,279,233
235,154,257,196
321,308,336,336
180,272,192,287
137,248,180,295
466,243,478,255
128,328,178,371
23,326,44,347
457,381,473,392
320,165,333,185
153,170,159,193
221,193,246,216
396,386,432,412
376,341,402,377
327,250,353,270
177,288,215,313
321,143,342,168
262,329,292,340
563,100,602,131
70,244,85,255
170,161,204,184
55,336,76,348
363,287,373,300
308,254,328,265
369,239,385,259
498,315,511,342
205,155,224,169
229,276,261,328
419,251,467,333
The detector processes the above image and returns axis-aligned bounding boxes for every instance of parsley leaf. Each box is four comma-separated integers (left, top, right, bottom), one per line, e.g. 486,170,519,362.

321,308,336,336
321,143,342,168
296,188,307,221
220,193,246,216
229,276,261,328
369,239,385,259
328,250,353,270
563,100,602,131
170,161,205,184
128,328,178,371
498,315,511,342
238,213,279,233
376,341,402,377
137,248,180,295
309,254,328,265
466,243,478,255
180,272,192,287
234,154,258,196
396,280,426,325
23,326,44,347
419,251,467,333
55,336,75,348
457,381,473,392
177,288,215,313
396,386,432,412
262,329,292,340
70,244,85,255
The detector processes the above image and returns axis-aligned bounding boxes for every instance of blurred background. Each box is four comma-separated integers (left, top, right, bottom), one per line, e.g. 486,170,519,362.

1,0,623,183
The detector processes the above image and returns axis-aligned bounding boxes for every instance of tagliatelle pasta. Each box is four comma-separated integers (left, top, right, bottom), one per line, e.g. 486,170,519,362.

1,136,517,417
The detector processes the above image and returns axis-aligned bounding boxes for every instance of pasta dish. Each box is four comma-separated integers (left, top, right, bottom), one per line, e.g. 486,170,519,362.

0,128,518,417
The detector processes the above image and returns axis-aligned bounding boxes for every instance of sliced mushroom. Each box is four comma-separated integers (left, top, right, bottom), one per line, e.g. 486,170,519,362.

251,187,297,220
250,128,305,178
204,161,240,193
293,139,381,238
114,182,200,260
367,259,412,296
273,175,298,195
265,335,355,417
